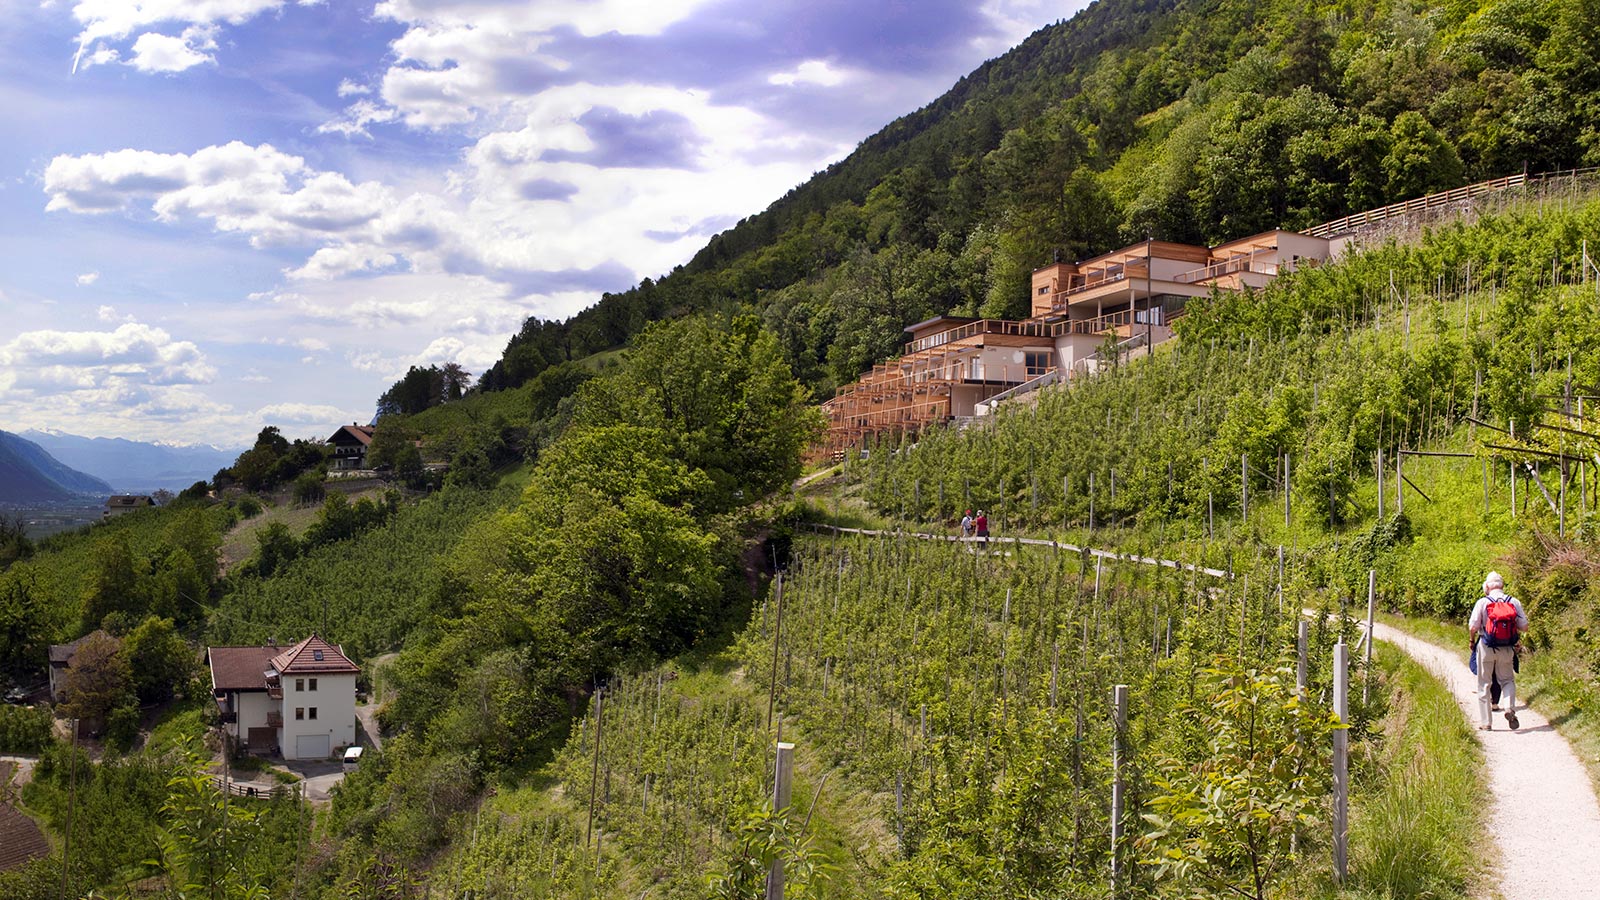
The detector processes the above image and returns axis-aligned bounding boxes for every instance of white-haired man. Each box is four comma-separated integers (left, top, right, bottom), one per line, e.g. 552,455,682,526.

1468,571,1528,730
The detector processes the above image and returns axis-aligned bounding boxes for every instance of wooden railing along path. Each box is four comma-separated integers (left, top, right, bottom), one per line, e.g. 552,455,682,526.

804,522,1230,579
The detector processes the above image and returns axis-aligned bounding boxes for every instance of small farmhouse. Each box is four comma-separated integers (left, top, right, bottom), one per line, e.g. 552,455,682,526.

208,634,360,760
47,629,111,703
103,495,155,519
326,424,376,470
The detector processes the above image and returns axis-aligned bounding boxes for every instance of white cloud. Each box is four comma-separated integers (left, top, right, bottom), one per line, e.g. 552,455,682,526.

0,321,215,385
77,271,100,286
336,78,370,97
254,401,350,423
373,0,712,40
317,100,400,138
128,26,218,73
769,60,850,88
67,0,300,73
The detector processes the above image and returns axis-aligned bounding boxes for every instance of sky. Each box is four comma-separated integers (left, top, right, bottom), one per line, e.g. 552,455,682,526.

0,0,1089,447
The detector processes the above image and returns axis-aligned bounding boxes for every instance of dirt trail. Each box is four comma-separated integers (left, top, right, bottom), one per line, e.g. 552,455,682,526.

1372,622,1600,900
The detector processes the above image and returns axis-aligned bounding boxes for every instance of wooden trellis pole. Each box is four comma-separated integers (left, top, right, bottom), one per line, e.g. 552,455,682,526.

1333,642,1349,882
766,741,795,900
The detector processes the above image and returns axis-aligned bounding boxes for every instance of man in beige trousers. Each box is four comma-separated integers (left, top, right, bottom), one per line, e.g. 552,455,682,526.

1468,571,1528,731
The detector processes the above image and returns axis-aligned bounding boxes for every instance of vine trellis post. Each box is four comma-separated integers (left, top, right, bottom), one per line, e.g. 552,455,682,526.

765,741,795,900
1364,570,1376,705
1110,683,1129,898
1333,642,1350,883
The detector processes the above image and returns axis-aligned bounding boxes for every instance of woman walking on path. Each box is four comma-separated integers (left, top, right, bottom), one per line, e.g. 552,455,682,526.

1468,571,1528,730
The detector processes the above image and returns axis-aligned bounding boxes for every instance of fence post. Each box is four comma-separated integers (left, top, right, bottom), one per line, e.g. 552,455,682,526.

1333,643,1349,883
766,741,795,900
1111,684,1130,898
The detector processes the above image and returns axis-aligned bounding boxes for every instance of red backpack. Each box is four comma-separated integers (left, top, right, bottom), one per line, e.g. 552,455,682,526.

1484,598,1520,647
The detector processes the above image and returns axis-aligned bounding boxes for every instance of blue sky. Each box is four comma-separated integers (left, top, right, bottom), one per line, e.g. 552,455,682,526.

0,0,1087,446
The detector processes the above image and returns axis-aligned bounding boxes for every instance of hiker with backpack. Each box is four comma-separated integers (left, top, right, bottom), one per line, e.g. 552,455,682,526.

960,510,974,538
1468,571,1528,730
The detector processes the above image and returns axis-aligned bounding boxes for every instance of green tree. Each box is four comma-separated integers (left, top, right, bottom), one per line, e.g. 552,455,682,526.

123,616,194,704
0,573,50,684
253,521,299,578
1138,661,1341,900
1384,111,1465,200
575,315,821,509
82,537,143,632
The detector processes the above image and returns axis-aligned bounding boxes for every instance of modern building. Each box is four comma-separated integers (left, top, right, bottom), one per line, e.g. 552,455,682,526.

815,230,1335,458
207,634,360,760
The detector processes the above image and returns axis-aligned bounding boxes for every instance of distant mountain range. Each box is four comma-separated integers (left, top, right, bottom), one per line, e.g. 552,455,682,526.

19,429,242,493
0,430,114,503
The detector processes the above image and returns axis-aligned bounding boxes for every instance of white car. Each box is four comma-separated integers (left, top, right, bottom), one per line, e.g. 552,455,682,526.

342,746,364,772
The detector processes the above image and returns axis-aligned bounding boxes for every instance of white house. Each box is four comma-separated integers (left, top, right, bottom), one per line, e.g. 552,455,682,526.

207,634,360,761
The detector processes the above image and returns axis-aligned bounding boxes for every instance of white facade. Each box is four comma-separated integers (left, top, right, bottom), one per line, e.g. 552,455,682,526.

279,672,357,760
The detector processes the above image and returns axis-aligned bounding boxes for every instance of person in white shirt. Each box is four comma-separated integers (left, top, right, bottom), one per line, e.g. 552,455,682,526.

1467,571,1528,730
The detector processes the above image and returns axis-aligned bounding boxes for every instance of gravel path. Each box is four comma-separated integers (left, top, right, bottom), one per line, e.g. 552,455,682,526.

1372,621,1600,900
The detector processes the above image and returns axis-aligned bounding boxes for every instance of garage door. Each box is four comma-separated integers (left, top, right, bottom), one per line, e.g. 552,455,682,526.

246,727,275,754
294,734,331,760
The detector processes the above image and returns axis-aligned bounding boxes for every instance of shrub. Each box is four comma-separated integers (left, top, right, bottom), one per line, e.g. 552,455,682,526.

0,704,54,754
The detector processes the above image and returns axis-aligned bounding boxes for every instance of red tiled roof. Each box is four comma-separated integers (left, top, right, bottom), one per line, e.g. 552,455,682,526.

207,646,280,692
269,634,359,675
0,799,49,872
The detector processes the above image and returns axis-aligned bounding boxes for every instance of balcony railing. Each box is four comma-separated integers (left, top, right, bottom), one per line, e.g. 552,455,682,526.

904,318,1050,354
266,712,283,728
1173,257,1278,284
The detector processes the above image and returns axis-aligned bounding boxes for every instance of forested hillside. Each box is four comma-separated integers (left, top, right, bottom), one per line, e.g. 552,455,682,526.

11,1,1600,897
0,430,113,502
476,0,1600,400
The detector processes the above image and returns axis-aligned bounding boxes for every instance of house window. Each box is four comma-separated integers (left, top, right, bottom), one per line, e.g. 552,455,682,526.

309,707,318,720
1037,286,1049,295
295,707,304,720
295,678,304,691
313,650,324,661
309,678,318,691
1025,351,1052,378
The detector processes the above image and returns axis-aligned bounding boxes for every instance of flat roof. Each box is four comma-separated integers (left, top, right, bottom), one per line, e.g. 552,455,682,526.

903,315,976,335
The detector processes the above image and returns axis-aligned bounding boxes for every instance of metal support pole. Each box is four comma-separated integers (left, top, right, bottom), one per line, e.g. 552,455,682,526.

1364,570,1376,704
1377,447,1384,519
1241,454,1249,523
1296,621,1309,696
1284,453,1292,528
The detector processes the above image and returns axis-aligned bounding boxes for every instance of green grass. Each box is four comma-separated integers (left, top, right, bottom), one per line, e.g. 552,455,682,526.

1345,642,1489,899
143,696,208,757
